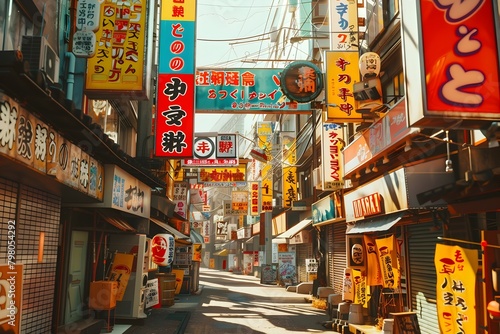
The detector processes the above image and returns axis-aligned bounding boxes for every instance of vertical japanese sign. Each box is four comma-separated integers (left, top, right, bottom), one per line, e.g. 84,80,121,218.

281,132,297,208
321,122,344,190
325,0,360,123
375,235,400,289
257,122,273,211
155,0,196,158
435,243,478,333
325,51,361,122
0,264,23,333
72,0,99,57
249,181,261,216
202,220,211,243
173,182,188,218
85,0,149,97
364,235,383,286
353,269,369,308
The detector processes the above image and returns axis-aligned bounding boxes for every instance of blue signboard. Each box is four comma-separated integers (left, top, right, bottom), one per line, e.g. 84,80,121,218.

195,68,311,111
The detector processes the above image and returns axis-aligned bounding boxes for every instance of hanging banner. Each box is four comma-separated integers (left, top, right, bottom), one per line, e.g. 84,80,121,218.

435,243,478,333
364,235,383,286
375,235,400,289
353,269,369,308
257,122,274,211
281,132,297,208
109,253,135,301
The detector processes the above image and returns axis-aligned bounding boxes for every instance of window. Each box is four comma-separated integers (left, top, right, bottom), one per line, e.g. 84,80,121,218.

1,0,38,50
383,70,404,105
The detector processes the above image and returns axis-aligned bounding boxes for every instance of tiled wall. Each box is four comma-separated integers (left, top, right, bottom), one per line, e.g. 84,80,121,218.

0,177,61,334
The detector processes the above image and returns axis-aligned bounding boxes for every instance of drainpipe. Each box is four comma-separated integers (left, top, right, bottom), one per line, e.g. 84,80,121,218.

65,51,75,100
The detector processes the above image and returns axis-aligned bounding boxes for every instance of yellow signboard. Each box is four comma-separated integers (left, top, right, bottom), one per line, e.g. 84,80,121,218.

85,0,149,98
435,244,478,333
257,122,273,211
325,51,362,123
109,253,135,301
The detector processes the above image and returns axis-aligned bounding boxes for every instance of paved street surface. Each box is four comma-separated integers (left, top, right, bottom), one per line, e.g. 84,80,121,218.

122,268,331,334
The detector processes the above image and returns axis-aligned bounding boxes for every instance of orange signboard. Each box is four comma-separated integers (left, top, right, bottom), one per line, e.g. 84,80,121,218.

0,264,23,333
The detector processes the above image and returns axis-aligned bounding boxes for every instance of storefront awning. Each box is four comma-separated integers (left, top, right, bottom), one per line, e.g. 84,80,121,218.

245,235,258,244
97,210,137,232
275,219,312,239
214,249,229,256
190,229,204,244
150,217,190,241
346,211,405,234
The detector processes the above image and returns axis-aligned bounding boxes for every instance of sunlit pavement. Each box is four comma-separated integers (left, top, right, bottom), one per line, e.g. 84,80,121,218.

123,268,331,334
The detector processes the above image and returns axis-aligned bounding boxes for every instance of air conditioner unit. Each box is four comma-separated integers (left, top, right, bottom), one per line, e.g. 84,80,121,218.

21,35,60,83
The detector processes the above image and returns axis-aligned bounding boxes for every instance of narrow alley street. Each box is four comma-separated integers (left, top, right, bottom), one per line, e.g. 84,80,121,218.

124,268,331,334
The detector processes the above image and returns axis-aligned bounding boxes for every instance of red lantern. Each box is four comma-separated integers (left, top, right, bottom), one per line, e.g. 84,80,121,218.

151,234,174,266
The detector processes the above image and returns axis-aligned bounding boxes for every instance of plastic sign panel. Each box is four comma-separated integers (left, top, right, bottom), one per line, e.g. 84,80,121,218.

402,0,500,127
325,51,361,122
183,133,238,166
155,0,196,158
196,69,310,111
321,122,345,190
280,61,324,103
151,234,175,266
85,0,150,98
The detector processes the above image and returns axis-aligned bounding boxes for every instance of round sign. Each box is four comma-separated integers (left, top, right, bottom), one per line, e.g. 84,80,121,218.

193,137,215,159
280,61,324,103
359,52,381,79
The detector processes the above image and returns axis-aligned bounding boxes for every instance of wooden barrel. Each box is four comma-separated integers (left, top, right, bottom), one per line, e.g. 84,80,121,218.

157,273,176,306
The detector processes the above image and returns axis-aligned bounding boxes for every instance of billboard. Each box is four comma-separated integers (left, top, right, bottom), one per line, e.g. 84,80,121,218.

196,68,310,111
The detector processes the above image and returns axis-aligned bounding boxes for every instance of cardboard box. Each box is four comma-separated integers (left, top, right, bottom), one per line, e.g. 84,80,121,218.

89,281,118,310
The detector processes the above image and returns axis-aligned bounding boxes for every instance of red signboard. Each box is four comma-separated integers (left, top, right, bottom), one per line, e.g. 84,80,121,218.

155,73,195,158
421,0,499,117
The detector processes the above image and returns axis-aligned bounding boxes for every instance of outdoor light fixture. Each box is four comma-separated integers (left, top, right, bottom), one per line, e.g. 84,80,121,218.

445,130,453,173
404,139,412,152
382,155,389,164
365,166,371,174
371,164,378,173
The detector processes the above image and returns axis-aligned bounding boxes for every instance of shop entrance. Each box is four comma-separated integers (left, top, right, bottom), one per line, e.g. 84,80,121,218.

64,231,89,324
